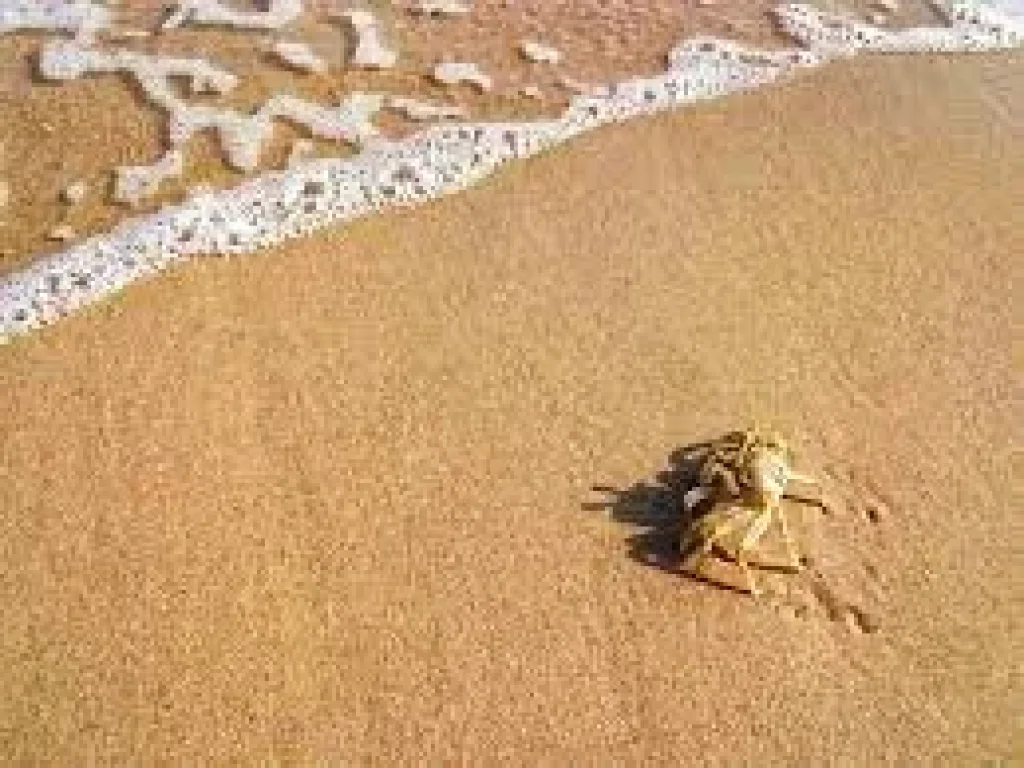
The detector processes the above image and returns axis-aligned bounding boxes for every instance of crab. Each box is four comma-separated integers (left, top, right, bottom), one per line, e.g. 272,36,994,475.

679,428,826,597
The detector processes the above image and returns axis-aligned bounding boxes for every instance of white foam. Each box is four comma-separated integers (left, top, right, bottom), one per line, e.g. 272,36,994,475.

47,224,76,242
271,40,328,74
388,96,468,122
165,93,383,174
38,38,381,186
518,40,563,65
286,139,317,168
557,75,596,95
774,1,1022,55
39,38,239,107
432,61,493,91
411,1,472,17
61,180,89,205
338,9,398,69
101,27,152,42
161,0,303,31
0,0,109,40
115,150,185,206
264,93,384,145
0,2,1021,342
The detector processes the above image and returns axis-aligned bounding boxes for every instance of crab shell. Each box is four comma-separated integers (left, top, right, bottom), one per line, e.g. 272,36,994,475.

748,446,795,505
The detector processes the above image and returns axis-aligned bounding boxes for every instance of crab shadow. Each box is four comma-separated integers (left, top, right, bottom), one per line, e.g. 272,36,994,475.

582,433,800,595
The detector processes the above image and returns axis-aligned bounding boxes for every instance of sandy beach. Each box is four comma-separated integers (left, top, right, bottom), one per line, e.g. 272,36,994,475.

1,4,1022,763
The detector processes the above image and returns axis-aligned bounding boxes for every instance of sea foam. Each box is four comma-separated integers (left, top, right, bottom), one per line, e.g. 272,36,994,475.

0,1,1021,343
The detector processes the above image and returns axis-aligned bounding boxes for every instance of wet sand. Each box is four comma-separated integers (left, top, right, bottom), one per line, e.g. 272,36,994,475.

2,51,1021,763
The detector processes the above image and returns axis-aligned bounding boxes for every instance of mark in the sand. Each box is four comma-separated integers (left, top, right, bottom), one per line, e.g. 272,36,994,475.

858,481,894,527
809,457,896,529
846,483,894,529
863,502,882,524
846,604,880,634
804,568,880,634
977,79,1023,135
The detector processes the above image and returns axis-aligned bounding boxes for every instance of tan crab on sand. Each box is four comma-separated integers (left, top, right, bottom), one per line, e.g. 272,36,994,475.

680,428,826,597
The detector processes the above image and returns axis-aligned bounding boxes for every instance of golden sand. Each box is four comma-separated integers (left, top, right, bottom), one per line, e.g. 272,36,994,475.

2,51,1021,762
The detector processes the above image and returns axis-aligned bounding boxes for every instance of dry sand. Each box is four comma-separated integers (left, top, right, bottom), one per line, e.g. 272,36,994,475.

2,51,1022,763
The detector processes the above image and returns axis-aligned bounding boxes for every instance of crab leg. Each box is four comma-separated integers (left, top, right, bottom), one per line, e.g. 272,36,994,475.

776,505,802,571
691,514,740,560
683,506,744,577
735,507,773,597
783,472,835,514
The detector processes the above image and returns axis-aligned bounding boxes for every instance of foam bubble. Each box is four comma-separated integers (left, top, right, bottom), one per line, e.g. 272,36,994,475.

38,38,380,180
774,1,1022,55
518,40,563,65
388,96,468,122
39,38,239,106
432,61,493,91
411,1,472,17
338,9,399,70
0,0,109,40
115,150,185,206
271,40,328,75
162,0,303,31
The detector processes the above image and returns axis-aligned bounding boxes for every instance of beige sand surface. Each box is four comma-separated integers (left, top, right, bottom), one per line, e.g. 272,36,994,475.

2,52,1021,763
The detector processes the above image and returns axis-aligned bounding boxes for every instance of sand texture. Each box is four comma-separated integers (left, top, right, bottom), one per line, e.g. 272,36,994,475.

2,51,1022,763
